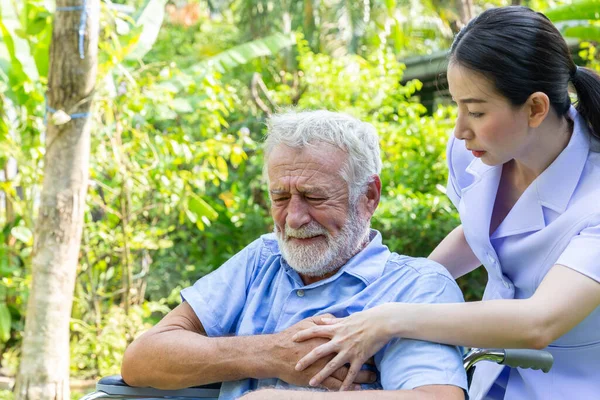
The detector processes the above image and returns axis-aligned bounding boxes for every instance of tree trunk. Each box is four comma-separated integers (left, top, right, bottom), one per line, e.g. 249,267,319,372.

303,0,318,52
14,1,99,399
456,0,473,28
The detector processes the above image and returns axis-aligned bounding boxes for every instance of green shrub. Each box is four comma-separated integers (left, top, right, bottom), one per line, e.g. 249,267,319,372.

0,390,13,400
70,303,167,379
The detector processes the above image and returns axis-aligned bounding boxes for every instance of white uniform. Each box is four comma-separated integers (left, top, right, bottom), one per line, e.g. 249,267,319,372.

446,106,600,399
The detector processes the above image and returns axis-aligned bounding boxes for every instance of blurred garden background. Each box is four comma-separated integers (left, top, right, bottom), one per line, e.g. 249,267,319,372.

0,0,599,398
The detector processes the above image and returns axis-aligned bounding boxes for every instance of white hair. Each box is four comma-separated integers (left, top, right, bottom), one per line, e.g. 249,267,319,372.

263,110,382,203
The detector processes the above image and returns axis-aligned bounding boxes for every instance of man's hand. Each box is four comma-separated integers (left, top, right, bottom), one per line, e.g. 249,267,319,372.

269,315,377,391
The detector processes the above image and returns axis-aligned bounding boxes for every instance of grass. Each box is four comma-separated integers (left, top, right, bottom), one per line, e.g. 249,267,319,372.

0,389,88,400
0,390,12,400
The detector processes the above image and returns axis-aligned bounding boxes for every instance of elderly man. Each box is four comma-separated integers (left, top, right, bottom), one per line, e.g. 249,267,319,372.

121,110,467,399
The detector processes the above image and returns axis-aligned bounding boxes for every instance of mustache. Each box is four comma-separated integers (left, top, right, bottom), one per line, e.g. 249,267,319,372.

281,222,328,240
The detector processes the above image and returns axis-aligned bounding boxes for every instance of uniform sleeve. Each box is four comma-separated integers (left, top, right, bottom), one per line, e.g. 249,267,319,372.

375,272,468,391
180,237,266,337
556,215,600,283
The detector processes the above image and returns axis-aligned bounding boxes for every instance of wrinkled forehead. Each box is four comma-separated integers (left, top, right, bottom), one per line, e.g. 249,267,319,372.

266,142,348,186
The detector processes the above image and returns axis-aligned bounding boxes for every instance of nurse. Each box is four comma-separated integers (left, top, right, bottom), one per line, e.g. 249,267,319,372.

291,6,600,399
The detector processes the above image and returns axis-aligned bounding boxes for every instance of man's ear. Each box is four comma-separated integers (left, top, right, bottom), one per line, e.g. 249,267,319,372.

359,175,381,219
526,92,550,128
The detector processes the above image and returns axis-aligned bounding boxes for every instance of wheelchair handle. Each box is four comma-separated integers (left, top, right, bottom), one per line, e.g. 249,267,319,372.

464,348,554,373
502,349,554,373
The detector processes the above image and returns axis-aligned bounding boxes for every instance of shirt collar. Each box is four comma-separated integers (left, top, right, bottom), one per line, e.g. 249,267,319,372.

280,229,390,288
535,105,590,213
338,229,390,286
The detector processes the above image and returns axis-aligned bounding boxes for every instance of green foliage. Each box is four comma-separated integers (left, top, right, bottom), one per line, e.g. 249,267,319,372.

4,0,582,380
0,221,30,349
546,0,600,42
70,304,163,378
546,0,600,93
144,13,241,68
125,0,170,60
0,0,49,365
580,41,600,72
0,303,10,342
0,390,13,400
190,32,297,73
545,0,600,21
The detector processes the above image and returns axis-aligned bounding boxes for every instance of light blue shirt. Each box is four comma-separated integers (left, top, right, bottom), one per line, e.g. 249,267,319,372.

181,230,467,399
446,106,600,399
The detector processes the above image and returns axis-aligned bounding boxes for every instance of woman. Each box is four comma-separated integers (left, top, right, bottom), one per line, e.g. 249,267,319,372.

291,6,600,399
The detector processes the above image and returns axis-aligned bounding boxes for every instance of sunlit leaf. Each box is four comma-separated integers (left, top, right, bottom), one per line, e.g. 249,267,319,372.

185,209,197,224
0,0,39,81
171,98,193,113
216,156,228,180
0,302,11,343
115,18,131,35
564,25,600,41
188,193,218,221
546,0,600,21
125,0,169,60
11,226,32,244
190,33,296,74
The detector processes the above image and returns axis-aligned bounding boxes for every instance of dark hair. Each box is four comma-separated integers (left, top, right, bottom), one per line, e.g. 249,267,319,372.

450,6,600,143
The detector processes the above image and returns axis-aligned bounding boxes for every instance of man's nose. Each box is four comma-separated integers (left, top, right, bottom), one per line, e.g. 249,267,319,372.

286,196,311,229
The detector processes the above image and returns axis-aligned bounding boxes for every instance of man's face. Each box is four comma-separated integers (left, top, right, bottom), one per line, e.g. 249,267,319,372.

267,143,369,278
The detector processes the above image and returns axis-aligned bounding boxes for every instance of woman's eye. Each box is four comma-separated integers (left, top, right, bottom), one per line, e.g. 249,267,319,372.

272,198,288,203
306,197,325,201
468,112,484,118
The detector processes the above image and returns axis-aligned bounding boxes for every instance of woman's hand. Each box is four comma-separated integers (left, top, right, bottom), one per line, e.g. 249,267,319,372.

292,304,396,391
271,315,377,391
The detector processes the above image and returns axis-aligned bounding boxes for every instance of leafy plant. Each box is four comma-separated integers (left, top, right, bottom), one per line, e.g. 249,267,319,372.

546,0,600,42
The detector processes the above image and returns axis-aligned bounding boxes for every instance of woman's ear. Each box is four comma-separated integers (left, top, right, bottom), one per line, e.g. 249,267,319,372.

527,92,550,128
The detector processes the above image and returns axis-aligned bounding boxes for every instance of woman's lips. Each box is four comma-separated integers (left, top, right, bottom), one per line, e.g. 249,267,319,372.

471,150,486,158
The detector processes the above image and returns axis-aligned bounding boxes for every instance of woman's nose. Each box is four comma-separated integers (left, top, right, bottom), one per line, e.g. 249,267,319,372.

454,114,473,141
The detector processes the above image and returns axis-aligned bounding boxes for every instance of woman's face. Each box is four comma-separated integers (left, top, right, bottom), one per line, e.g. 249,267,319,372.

447,62,532,166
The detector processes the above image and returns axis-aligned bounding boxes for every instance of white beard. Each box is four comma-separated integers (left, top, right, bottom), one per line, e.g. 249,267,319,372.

275,206,370,277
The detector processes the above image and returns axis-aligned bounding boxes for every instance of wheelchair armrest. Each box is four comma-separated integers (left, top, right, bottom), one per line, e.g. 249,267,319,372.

82,375,221,399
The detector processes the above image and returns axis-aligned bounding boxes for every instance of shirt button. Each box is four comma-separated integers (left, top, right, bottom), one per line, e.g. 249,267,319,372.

296,289,305,297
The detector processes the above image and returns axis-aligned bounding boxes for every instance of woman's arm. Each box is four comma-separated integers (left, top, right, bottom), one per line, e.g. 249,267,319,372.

391,265,600,349
293,264,600,388
428,225,481,279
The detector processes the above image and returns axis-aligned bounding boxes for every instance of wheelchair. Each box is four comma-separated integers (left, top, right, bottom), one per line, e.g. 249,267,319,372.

80,347,554,399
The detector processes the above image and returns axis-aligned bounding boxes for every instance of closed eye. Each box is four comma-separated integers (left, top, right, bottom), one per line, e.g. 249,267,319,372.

468,112,484,118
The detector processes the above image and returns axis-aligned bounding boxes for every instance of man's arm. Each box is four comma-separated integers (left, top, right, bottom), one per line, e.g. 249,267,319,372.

239,385,464,400
121,302,376,390
121,301,274,389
